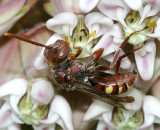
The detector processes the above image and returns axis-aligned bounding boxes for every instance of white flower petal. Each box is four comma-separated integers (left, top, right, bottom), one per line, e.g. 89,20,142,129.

124,0,142,10
79,0,99,13
11,113,23,124
0,78,27,97
40,113,60,124
123,88,143,111
46,12,78,36
92,35,118,57
83,100,113,121
31,79,54,105
97,0,129,21
46,95,73,130
0,102,12,129
8,124,21,130
135,41,156,80
139,96,160,129
139,4,151,24
102,113,116,129
85,12,113,39
10,96,21,115
97,120,109,130
34,33,64,70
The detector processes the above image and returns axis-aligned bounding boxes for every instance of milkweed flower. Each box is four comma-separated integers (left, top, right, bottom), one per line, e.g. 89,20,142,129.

0,0,38,36
96,0,160,81
0,78,73,130
34,0,132,70
83,88,160,130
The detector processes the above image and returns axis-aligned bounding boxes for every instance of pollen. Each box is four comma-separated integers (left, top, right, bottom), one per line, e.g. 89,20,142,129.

87,30,96,39
148,22,157,27
105,85,113,94
65,36,69,43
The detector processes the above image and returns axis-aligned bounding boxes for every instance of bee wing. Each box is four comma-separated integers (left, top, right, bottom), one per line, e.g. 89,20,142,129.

74,80,134,109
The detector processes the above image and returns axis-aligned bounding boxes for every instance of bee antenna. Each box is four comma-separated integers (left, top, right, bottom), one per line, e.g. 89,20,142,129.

4,33,51,49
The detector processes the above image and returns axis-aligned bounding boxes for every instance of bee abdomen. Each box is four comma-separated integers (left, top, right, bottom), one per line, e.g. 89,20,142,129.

89,72,138,95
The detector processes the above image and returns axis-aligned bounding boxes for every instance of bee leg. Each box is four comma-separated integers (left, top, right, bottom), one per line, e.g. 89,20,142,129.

110,30,143,69
69,46,83,60
115,46,143,73
87,65,110,74
86,48,104,68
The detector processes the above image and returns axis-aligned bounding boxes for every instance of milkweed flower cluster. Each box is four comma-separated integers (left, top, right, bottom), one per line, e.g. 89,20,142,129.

1,0,160,130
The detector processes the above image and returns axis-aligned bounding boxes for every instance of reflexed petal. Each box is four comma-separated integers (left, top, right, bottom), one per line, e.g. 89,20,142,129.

85,12,113,39
97,0,129,21
97,120,109,130
102,113,116,129
83,100,113,121
139,96,160,129
0,0,25,25
50,0,73,13
0,78,27,97
123,88,143,111
0,102,12,129
79,0,99,13
123,0,142,10
46,12,78,36
8,124,21,130
135,41,156,80
34,33,64,70
92,35,118,57
92,23,123,56
31,79,54,104
41,95,73,130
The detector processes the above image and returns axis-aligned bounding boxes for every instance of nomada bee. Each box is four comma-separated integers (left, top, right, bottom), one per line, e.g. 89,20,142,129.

5,29,143,109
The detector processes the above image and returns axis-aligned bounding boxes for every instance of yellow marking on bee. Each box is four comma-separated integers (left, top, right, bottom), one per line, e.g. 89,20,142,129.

148,22,157,27
126,83,130,90
105,85,113,94
118,86,123,94
87,30,96,39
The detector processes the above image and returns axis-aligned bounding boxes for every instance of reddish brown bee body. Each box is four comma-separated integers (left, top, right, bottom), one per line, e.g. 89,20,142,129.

4,30,143,109
89,71,137,95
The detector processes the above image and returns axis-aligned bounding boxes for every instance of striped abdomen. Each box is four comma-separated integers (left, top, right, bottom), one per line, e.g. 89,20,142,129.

88,71,137,95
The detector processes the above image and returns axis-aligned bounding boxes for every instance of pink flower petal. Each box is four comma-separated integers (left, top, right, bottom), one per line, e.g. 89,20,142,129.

123,88,143,111
85,12,113,39
45,95,73,130
83,100,113,121
92,35,118,57
31,79,54,104
139,96,160,129
0,78,27,97
123,0,142,10
97,0,129,21
46,12,78,36
0,102,12,129
135,41,156,81
79,0,99,13
0,0,25,25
